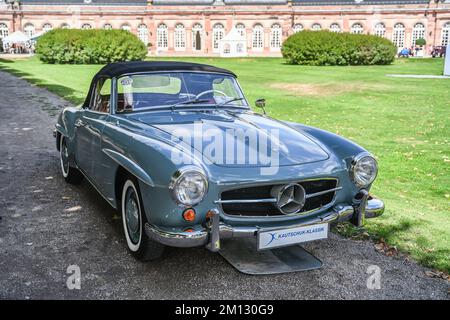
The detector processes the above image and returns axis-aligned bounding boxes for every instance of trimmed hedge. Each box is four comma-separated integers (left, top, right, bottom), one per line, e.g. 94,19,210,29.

36,29,148,64
282,30,397,66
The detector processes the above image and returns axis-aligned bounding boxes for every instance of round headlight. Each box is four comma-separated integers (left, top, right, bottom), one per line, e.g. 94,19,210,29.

351,153,378,187
170,168,208,206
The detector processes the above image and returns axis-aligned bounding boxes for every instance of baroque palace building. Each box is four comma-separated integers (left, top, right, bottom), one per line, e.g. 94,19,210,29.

1,0,450,56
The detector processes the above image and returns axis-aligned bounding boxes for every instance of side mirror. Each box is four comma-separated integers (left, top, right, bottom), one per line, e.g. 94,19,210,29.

255,98,266,114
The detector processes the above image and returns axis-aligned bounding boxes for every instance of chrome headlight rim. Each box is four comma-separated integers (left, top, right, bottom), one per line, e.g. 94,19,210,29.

169,166,208,207
350,152,378,188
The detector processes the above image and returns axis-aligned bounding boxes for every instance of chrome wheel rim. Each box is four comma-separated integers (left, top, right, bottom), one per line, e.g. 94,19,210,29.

60,138,69,177
125,187,140,245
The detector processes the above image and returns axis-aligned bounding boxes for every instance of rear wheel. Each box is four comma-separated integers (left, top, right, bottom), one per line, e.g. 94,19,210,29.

121,177,165,261
60,136,83,184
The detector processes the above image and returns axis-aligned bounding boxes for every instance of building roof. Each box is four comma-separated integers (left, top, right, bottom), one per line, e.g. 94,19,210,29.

17,0,432,5
19,0,148,5
292,0,429,5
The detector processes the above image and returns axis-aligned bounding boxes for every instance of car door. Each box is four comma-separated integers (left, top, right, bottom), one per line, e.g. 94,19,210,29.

75,77,111,186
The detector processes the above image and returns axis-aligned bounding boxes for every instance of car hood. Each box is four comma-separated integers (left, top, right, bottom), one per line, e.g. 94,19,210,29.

129,109,329,168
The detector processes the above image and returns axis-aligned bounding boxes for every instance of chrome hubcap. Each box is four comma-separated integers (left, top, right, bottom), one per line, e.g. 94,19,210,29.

61,140,69,174
125,188,140,244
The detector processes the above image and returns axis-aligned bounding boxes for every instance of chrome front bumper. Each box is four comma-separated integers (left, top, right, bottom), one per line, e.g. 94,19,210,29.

145,195,384,252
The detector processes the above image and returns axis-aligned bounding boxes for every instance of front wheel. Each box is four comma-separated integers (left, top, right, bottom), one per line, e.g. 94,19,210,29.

121,177,165,261
60,136,83,184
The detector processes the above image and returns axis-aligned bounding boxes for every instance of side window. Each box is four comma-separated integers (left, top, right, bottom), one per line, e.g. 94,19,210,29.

90,78,111,113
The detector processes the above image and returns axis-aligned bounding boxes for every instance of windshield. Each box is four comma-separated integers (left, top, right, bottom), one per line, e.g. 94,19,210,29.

116,72,248,112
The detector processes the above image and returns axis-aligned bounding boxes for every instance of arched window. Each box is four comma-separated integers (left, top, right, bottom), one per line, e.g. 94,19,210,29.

24,23,35,37
174,23,186,50
42,23,53,33
311,23,321,31
103,23,112,30
235,23,246,37
329,23,340,33
156,23,168,49
60,23,70,29
137,24,148,44
121,24,131,32
442,22,450,46
252,24,264,50
223,43,231,54
192,23,203,51
236,43,244,53
392,23,405,48
270,23,282,49
293,23,303,33
213,23,225,52
351,23,364,34
374,23,386,37
81,23,92,30
0,23,9,39
411,23,425,46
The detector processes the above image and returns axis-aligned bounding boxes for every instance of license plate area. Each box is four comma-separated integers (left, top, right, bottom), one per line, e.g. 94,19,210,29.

257,223,329,250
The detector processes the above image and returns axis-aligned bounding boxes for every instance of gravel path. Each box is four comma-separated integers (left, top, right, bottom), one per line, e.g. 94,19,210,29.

0,70,448,300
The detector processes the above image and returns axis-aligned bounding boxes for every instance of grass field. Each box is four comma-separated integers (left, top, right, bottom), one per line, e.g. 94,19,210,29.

1,56,449,272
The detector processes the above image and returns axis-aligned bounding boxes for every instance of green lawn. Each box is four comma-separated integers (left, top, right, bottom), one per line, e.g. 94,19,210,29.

1,56,449,272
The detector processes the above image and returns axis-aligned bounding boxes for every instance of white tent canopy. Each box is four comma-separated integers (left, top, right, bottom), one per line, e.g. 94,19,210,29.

218,28,248,58
2,31,30,44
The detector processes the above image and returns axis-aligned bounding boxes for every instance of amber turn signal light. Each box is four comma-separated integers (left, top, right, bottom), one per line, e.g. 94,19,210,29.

182,208,196,222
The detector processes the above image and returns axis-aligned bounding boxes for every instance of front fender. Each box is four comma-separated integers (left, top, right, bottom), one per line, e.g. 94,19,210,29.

285,121,368,164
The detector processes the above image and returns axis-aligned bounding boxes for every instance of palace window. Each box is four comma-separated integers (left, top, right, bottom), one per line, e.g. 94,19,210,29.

81,23,92,30
293,23,303,33
157,24,168,49
270,23,282,49
392,23,405,47
329,23,340,33
0,23,8,39
61,23,70,29
24,23,35,37
137,24,148,45
192,23,203,51
252,24,264,49
351,23,364,34
103,23,112,30
174,23,186,50
213,23,225,51
42,23,53,33
374,23,386,37
442,22,450,46
236,23,246,37
411,23,425,46
311,23,321,31
121,24,131,32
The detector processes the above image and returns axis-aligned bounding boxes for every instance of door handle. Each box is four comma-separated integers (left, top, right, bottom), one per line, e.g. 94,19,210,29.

75,119,85,128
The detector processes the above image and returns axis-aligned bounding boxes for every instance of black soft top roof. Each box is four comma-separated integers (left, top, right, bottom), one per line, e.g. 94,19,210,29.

83,61,237,107
94,61,237,78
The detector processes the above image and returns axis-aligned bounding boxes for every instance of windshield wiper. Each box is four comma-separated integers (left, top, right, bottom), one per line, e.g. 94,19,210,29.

217,97,245,107
170,99,211,110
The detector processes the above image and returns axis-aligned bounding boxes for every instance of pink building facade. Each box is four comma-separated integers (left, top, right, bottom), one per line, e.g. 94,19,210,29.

1,0,449,56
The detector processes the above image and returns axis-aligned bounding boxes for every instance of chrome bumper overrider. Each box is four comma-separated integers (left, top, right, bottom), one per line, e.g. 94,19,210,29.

145,195,384,252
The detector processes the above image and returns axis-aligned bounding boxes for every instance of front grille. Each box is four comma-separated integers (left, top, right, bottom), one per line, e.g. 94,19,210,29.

219,179,339,217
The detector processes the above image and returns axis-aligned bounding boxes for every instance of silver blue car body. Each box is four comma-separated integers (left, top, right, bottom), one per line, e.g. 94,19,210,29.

54,61,384,258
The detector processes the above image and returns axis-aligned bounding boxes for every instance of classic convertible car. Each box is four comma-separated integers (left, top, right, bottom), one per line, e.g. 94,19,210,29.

54,61,384,261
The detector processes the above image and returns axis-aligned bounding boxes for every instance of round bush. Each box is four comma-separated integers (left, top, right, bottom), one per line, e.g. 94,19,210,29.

36,29,148,64
281,30,397,66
